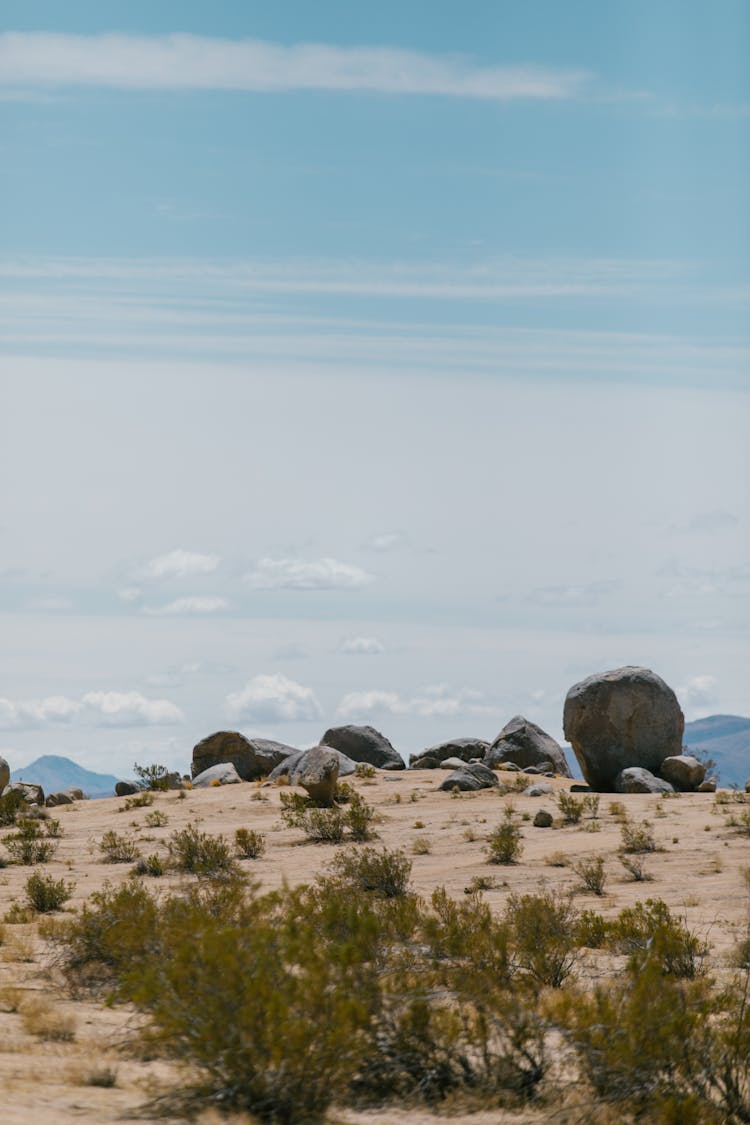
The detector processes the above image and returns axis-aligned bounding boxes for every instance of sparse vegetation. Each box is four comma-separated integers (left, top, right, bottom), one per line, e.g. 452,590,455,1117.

166,824,238,876
329,846,412,898
144,809,168,828
354,762,376,779
234,827,266,859
5,819,58,864
486,808,523,864
133,762,170,792
98,830,140,863
572,854,607,895
25,871,74,912
620,817,657,854
557,791,585,824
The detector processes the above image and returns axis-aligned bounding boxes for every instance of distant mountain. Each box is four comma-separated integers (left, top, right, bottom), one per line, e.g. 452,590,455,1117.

11,755,119,799
683,715,750,788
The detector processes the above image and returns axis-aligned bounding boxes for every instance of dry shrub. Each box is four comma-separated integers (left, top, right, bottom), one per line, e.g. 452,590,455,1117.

21,996,76,1041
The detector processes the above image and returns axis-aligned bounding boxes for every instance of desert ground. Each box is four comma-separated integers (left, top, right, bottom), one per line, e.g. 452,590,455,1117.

1,769,749,1124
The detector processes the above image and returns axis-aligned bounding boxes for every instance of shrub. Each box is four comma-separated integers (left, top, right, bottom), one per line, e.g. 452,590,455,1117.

572,855,607,895
167,824,238,876
5,820,58,864
133,762,170,792
557,791,584,825
124,791,153,809
611,899,707,978
505,891,580,988
133,853,165,877
619,853,653,881
486,809,523,864
354,762,376,779
583,793,600,819
346,791,376,841
144,809,168,828
0,789,27,826
21,996,75,1041
330,846,412,898
620,818,657,854
235,828,266,859
25,872,74,913
412,837,431,855
99,830,140,863
576,909,611,948
301,807,346,843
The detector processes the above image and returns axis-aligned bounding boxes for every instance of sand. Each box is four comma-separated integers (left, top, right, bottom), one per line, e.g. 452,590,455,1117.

1,770,749,1123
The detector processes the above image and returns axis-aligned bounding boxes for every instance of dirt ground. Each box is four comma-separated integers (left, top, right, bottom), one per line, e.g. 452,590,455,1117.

1,769,749,1123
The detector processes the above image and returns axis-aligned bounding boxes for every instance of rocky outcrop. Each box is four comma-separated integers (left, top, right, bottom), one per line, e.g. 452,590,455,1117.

297,746,339,806
484,716,571,777
615,767,674,795
410,737,489,770
659,755,705,792
191,762,242,788
3,781,44,805
45,791,73,807
321,725,404,770
192,732,296,782
0,756,9,792
438,762,499,792
268,748,357,783
563,666,684,792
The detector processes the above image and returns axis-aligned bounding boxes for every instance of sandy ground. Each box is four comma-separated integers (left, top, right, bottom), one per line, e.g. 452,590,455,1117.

1,769,749,1123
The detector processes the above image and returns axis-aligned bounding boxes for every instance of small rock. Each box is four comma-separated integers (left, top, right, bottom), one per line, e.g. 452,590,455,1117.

496,761,522,772
615,767,674,795
533,809,554,827
297,747,339,806
525,781,554,797
65,787,85,801
115,780,139,797
439,756,469,770
659,754,705,792
46,791,73,807
191,762,242,788
438,763,500,792
698,779,717,793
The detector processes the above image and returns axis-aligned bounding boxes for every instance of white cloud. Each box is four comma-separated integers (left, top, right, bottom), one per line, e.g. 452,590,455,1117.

336,685,489,720
339,636,385,655
137,548,220,581
143,596,228,615
363,532,405,552
0,33,589,101
678,675,720,711
527,580,621,607
117,586,142,603
0,691,183,729
245,557,373,591
226,674,322,723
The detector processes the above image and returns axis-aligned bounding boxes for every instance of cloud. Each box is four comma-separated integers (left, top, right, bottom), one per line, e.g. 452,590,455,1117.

245,557,374,591
339,636,385,656
336,685,489,720
681,510,740,534
0,33,590,101
0,691,184,729
143,596,229,615
136,548,220,581
363,532,405,552
527,580,621,607
678,675,720,711
26,596,73,611
226,674,322,723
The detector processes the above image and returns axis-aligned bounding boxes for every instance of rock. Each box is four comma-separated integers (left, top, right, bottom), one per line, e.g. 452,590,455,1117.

533,809,554,827
438,763,500,792
496,761,522,772
615,767,675,795
115,780,139,797
165,771,184,790
659,755,706,792
191,762,242,788
410,738,489,769
570,783,591,792
65,787,85,801
192,731,296,782
0,756,9,792
525,781,554,797
746,779,750,794
523,762,554,776
297,746,339,806
45,791,73,807
321,725,404,770
268,748,357,784
698,779,717,793
563,666,684,792
3,781,44,805
485,716,572,777
439,756,470,770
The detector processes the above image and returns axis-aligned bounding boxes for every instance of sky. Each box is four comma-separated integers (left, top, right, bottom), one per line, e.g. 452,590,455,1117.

1,2,748,777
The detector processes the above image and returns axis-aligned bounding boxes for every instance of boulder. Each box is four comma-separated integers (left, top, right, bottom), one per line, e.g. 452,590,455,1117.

3,781,44,805
563,666,684,792
533,809,554,827
438,763,500,792
523,762,554,776
525,781,554,797
191,762,242,788
615,767,674,795
46,791,73,807
410,737,489,770
746,779,750,795
570,783,591,792
0,756,9,792
65,787,85,801
439,756,470,770
297,746,339,806
268,748,357,784
321,725,404,770
485,716,572,777
192,732,296,782
698,779,717,793
115,780,139,797
659,755,706,792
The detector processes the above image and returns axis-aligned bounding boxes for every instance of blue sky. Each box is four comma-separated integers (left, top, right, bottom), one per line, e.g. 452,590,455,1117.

0,3,748,775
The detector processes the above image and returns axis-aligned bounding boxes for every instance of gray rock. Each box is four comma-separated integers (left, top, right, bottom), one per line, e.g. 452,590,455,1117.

3,781,44,805
115,780,139,797
438,762,500,792
439,756,470,770
297,746,339,806
0,756,9,792
563,666,684,792
533,809,554,827
659,754,706,792
268,747,357,784
523,762,554,776
615,767,675,795
525,781,554,797
485,716,572,777
65,787,85,801
410,737,489,769
321,725,404,770
191,762,242,788
495,761,522,772
698,779,717,793
45,791,73,807
192,731,296,782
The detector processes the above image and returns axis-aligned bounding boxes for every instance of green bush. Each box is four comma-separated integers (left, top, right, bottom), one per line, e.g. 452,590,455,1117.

0,789,27,826
557,791,584,824
346,791,376,841
98,830,140,863
611,899,707,978
144,809,168,828
354,762,376,779
133,762,170,792
133,853,165,877
505,891,580,988
620,818,657,853
235,827,266,859
123,791,153,809
25,871,74,913
6,819,58,864
486,809,523,864
572,854,607,895
329,846,412,898
166,824,238,876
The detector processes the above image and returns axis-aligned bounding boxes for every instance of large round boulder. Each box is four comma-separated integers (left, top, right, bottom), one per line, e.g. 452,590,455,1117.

320,725,404,770
563,666,684,792
615,767,674,795
484,716,572,777
0,756,9,792
409,737,489,770
297,747,339,806
191,732,296,781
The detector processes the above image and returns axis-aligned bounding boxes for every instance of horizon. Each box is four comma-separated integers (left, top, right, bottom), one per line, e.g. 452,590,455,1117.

1,2,748,778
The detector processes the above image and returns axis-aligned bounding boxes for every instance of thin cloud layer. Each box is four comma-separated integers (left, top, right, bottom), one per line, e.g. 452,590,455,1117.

143,596,229,616
339,636,386,655
136,548,221,581
0,33,589,100
337,685,490,720
226,674,323,723
245,557,373,591
0,691,184,729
